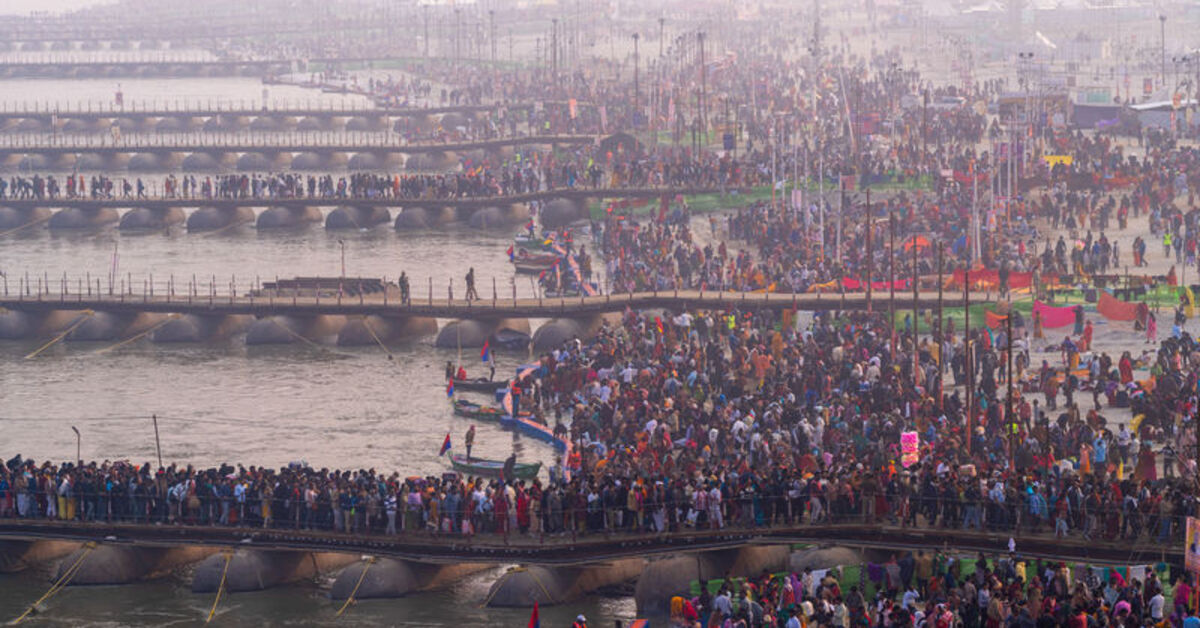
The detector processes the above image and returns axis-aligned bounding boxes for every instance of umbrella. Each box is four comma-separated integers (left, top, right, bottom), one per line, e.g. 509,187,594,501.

903,235,931,252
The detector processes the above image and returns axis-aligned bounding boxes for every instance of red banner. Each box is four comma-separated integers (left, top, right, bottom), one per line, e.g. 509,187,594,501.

1097,291,1139,322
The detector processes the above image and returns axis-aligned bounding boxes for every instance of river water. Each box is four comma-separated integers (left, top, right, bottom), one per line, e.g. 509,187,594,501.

0,76,631,625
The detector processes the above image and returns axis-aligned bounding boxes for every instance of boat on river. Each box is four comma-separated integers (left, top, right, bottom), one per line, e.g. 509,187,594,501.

448,377,510,393
453,399,505,421
449,453,541,480
513,232,552,251
511,252,560,274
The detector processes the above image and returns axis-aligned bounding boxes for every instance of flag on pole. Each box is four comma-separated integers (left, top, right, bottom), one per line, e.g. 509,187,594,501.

439,433,452,456
528,601,540,628
480,339,491,363
446,379,455,398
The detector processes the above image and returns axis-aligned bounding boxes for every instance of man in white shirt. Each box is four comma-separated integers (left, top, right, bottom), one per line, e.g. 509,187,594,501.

712,589,733,619
708,484,723,529
1149,591,1165,621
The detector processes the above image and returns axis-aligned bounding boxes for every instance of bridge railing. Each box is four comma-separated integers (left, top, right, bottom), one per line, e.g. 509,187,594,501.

0,99,462,116
0,489,1184,552
0,50,219,65
0,180,723,204
0,129,566,150
0,271,598,306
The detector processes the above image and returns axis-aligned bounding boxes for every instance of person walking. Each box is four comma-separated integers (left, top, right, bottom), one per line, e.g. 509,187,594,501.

465,267,479,301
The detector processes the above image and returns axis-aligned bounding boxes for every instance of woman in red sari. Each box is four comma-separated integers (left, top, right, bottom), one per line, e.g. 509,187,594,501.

1118,351,1134,385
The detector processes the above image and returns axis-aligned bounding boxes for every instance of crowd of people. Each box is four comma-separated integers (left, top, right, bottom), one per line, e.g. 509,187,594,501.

669,553,1195,627
2,292,1198,625
7,5,1200,626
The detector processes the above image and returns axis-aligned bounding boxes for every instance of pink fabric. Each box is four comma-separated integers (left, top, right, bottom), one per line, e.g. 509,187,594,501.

1033,301,1077,328
841,277,910,291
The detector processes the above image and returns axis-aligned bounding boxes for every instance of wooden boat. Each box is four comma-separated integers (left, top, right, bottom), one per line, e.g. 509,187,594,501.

450,453,541,480
511,252,559,274
513,232,551,251
453,399,505,421
513,260,558,274
450,377,510,393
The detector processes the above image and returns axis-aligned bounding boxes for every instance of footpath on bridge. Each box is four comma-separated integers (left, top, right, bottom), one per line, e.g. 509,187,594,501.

0,518,1171,566
0,287,990,318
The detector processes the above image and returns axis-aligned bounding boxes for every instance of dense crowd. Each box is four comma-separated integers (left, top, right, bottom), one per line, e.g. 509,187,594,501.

669,553,1195,627
2,295,1198,627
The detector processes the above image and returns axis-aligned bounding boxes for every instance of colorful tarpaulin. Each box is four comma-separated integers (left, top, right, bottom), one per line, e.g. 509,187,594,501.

984,310,1009,330
1097,291,1139,321
841,277,911,291
807,280,840,293
950,269,1045,290
1033,301,1077,328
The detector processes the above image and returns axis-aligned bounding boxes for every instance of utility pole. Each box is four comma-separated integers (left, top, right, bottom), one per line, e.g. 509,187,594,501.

936,242,944,410
964,265,972,455
921,89,928,159
699,31,707,137
912,230,919,373
152,413,163,469
837,186,845,264
1160,14,1167,87
659,17,665,58
633,32,640,130
489,10,496,66
866,188,872,313
889,203,896,355
552,18,558,81
1006,306,1015,439
423,6,429,59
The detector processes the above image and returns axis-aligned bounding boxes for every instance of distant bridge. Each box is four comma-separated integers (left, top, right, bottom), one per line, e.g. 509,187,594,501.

0,57,297,79
0,132,601,173
0,102,510,124
0,132,595,157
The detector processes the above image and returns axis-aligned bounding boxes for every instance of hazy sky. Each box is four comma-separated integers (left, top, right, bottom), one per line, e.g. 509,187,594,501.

1,0,112,16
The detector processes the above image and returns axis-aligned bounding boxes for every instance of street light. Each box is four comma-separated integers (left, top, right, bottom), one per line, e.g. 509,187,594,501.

1160,14,1167,88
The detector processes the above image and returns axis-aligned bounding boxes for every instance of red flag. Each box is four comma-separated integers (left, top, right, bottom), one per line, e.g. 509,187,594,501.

528,601,540,628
